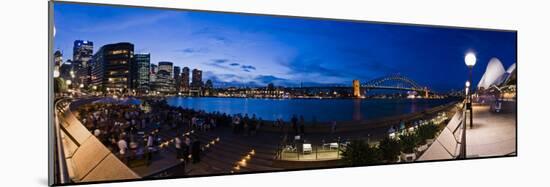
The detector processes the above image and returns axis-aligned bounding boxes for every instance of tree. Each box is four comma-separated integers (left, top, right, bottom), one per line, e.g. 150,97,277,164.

341,140,382,166
54,77,68,93
399,133,419,154
416,122,438,144
378,137,401,162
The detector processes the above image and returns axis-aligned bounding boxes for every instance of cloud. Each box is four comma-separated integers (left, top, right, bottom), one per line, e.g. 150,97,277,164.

212,59,229,64
241,65,256,70
254,75,286,83
278,55,346,78
192,27,232,45
253,75,300,87
203,71,258,87
338,47,398,76
229,63,240,66
176,47,208,54
203,71,296,88
241,65,256,72
205,61,232,71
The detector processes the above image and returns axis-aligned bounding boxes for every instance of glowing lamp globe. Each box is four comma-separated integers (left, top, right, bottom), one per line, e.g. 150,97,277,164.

465,52,477,68
53,70,60,78
465,81,470,87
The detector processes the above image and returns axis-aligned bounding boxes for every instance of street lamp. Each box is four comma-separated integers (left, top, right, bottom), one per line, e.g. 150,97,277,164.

65,79,72,92
465,81,470,96
465,53,477,68
53,70,60,78
464,52,476,129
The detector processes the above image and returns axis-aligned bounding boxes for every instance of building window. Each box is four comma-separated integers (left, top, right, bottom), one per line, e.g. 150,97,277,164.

109,50,128,55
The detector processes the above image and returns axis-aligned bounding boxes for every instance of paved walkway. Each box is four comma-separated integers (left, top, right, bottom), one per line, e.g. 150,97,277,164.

466,102,516,157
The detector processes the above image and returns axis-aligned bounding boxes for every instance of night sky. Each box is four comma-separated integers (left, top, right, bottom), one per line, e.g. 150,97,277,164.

53,3,517,92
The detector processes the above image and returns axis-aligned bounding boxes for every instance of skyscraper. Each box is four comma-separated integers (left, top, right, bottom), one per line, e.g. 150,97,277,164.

150,64,158,82
133,53,150,93
53,50,63,75
150,64,158,74
90,42,134,93
204,79,213,96
72,40,93,88
73,40,93,68
191,69,203,89
158,61,173,77
59,60,73,81
173,66,181,92
181,67,190,93
151,62,176,94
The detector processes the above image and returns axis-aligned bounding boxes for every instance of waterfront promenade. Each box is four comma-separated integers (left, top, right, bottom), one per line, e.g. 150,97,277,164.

466,102,516,157
418,101,516,160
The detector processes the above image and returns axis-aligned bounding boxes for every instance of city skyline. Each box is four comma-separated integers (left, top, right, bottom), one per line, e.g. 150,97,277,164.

54,3,516,91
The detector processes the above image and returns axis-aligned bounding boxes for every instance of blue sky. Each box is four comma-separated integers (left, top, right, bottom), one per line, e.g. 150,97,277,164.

53,2,516,91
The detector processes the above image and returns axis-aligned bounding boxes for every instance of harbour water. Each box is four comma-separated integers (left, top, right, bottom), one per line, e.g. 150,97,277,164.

166,97,457,123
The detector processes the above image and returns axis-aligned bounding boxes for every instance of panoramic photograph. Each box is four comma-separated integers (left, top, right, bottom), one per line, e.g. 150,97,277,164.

50,2,517,185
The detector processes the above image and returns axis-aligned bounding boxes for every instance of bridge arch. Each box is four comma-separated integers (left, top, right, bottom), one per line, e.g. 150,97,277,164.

362,74,424,91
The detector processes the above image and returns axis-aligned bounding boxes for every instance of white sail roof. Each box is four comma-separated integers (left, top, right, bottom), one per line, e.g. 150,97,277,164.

477,58,505,89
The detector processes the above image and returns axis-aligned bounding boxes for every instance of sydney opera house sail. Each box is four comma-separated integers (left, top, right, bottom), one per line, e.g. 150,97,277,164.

477,58,517,89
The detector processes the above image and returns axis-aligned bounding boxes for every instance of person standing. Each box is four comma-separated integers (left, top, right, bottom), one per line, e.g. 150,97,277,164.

250,114,257,136
243,114,250,136
191,138,201,163
291,115,298,135
183,135,191,163
117,134,128,163
146,133,154,165
175,136,182,160
299,115,305,135
232,115,240,134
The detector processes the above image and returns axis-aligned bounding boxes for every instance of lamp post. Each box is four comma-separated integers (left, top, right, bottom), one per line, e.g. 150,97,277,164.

465,52,476,129
460,80,470,159
465,81,470,97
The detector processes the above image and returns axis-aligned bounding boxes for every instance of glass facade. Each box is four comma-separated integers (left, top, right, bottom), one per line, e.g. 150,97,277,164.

134,53,150,92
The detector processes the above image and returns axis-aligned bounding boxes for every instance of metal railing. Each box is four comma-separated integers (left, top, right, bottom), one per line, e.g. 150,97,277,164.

458,100,468,159
53,97,72,184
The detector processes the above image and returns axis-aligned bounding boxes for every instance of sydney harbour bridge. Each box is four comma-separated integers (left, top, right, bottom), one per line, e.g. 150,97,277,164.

294,74,430,97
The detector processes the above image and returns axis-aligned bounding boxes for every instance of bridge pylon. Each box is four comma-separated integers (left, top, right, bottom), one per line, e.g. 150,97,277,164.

353,80,361,98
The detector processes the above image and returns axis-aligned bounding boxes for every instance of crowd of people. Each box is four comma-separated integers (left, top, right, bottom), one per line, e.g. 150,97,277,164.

76,99,217,166
75,98,278,167
75,97,329,169
272,115,309,136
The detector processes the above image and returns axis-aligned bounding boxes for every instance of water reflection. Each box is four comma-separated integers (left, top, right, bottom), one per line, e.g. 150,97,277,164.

166,97,455,123
353,99,362,121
